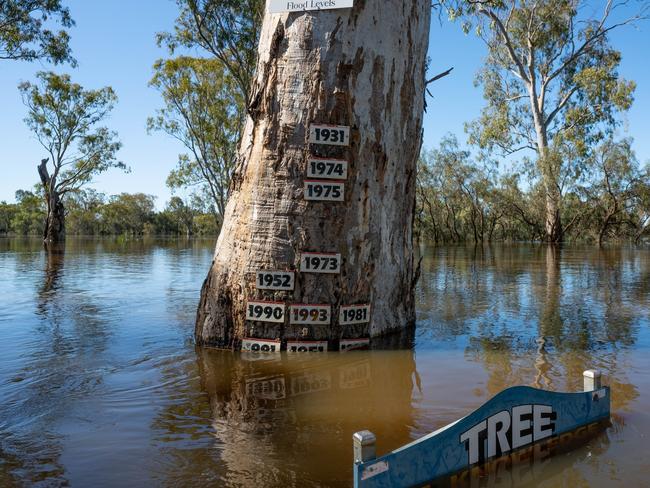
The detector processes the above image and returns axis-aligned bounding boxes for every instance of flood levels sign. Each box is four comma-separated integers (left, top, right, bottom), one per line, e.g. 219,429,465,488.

269,0,354,14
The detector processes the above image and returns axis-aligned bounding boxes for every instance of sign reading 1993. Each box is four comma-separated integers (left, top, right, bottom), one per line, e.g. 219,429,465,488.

269,0,354,14
309,124,350,146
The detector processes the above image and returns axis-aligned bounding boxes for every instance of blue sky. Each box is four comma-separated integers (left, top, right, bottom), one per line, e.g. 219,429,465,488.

0,1,648,208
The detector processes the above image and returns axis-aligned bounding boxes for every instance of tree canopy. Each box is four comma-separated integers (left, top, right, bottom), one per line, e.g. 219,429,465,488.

148,56,243,223
0,0,75,64
444,0,646,241
20,71,125,198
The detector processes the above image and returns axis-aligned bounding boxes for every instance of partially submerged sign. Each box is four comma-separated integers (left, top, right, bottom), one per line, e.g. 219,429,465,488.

353,370,610,487
269,0,354,14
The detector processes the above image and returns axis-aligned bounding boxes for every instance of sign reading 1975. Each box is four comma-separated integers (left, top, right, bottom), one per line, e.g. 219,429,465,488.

269,0,353,14
309,124,350,146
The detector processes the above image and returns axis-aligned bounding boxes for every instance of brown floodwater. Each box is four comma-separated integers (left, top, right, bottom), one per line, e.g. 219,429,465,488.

0,239,649,487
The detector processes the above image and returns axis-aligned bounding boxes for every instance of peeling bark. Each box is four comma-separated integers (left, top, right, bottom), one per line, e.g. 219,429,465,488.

196,1,431,349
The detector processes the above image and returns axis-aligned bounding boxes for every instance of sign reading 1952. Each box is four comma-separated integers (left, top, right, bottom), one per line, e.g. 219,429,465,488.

309,124,350,146
304,180,345,202
290,304,331,325
245,301,285,323
300,252,341,274
307,158,348,180
339,304,371,325
256,271,295,291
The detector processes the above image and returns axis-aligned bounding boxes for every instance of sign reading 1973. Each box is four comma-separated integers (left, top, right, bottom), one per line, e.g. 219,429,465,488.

269,0,354,14
300,252,341,274
309,124,350,146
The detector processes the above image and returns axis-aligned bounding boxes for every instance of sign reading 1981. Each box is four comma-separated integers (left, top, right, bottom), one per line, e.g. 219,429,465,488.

309,124,350,146
269,0,354,14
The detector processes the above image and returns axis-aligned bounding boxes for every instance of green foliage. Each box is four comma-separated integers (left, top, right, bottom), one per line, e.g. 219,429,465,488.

445,0,645,240
149,56,242,221
10,190,45,235
0,0,75,64
156,0,263,101
416,136,650,244
20,71,126,197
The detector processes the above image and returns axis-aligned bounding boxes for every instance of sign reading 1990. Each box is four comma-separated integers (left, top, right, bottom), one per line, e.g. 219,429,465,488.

269,0,354,13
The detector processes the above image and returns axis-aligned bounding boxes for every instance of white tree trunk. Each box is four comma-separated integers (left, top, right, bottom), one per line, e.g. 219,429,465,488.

196,1,431,348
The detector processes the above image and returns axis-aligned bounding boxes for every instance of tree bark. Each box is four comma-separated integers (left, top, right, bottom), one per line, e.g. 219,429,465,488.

38,159,65,243
195,2,431,348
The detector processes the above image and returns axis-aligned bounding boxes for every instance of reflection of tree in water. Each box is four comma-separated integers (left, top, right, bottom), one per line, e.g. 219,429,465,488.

149,348,418,487
1,242,113,486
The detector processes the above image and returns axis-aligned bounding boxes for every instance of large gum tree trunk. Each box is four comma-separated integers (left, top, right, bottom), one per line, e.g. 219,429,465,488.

196,1,431,349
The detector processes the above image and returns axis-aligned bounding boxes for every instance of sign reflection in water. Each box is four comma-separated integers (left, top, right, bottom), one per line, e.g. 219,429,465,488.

0,240,648,487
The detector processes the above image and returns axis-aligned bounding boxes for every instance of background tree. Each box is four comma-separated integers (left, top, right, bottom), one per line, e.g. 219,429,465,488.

19,71,125,242
10,189,45,235
447,0,645,242
0,0,74,64
148,57,242,225
582,138,649,245
156,0,263,103
99,193,156,236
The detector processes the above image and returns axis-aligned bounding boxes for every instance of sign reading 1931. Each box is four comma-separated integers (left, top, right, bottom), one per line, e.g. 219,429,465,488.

269,0,354,14
309,124,350,146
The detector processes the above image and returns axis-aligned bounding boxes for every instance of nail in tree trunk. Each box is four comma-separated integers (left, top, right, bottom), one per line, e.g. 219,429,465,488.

196,1,431,348
38,158,65,243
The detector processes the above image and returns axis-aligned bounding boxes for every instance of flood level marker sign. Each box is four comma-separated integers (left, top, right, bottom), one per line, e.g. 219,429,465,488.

309,124,350,146
269,0,354,14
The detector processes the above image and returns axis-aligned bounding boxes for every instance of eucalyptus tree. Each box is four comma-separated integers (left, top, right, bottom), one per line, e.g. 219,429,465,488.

446,0,645,242
583,139,649,245
195,3,431,348
19,72,125,242
148,57,242,225
0,0,74,64
157,0,263,106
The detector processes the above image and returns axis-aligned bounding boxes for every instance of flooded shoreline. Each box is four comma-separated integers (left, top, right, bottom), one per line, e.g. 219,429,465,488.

1,239,649,486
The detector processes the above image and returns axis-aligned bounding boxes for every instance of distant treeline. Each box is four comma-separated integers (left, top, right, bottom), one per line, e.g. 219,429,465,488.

0,189,219,237
416,137,650,245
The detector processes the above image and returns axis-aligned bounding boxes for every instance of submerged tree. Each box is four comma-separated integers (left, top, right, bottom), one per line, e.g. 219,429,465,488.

0,0,74,64
195,3,431,347
148,57,242,225
447,0,645,242
19,72,125,242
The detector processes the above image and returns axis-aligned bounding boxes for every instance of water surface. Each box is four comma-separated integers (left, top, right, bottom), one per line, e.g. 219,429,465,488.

0,239,648,487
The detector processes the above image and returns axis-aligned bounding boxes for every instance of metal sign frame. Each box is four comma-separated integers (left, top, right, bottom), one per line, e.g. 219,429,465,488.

353,370,610,488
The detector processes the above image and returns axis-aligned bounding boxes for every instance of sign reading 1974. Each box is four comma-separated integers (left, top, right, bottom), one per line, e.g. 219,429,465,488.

269,0,354,14
309,124,350,146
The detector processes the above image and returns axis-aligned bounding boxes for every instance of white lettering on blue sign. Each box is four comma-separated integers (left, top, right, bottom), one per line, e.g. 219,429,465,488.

459,404,556,465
